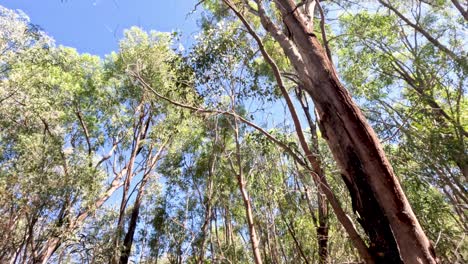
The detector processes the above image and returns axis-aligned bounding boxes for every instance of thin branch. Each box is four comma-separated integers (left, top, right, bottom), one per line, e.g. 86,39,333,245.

130,72,307,168
315,0,332,63
378,0,464,69
75,110,92,156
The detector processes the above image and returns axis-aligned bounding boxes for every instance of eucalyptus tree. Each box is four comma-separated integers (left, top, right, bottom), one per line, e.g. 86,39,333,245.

2,1,466,263
188,12,336,264
0,7,194,263
103,27,172,264
135,22,269,263
197,0,455,263
0,34,113,262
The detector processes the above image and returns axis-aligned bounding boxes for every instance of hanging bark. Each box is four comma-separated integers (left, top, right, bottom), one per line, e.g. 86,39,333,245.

223,1,372,262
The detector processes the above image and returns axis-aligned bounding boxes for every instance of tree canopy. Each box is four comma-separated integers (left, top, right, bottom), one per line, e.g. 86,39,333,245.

0,1,466,263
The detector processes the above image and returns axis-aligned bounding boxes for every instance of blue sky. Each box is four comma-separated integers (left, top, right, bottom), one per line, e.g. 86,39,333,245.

0,0,200,56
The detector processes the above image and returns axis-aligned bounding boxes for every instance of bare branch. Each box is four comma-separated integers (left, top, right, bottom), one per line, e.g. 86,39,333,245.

315,0,332,63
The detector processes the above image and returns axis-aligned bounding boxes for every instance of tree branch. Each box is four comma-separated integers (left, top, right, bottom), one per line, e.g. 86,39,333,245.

75,110,92,156
378,0,464,69
450,0,468,21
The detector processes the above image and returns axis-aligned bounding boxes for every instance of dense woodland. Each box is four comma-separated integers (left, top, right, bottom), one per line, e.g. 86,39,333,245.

0,0,466,263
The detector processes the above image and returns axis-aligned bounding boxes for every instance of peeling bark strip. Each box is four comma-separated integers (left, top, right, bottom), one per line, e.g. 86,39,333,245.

261,0,438,263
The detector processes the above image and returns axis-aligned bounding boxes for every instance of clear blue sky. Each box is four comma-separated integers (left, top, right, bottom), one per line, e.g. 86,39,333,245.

0,0,200,56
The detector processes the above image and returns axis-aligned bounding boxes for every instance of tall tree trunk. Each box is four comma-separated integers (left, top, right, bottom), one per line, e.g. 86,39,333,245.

236,175,262,264
113,105,150,264
119,189,143,264
224,2,373,262
119,141,168,264
221,0,439,262
251,1,438,263
197,168,214,264
232,114,263,264
197,125,219,264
